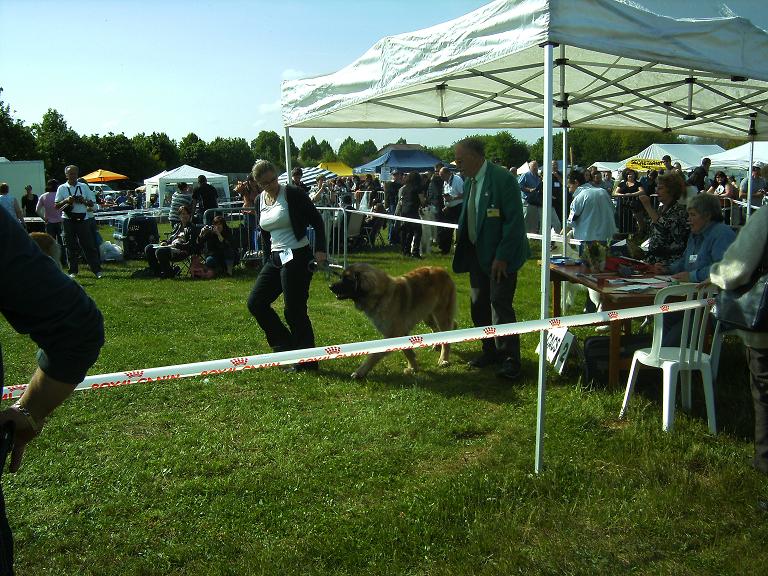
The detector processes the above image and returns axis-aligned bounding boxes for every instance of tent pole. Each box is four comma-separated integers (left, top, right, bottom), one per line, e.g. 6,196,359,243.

560,44,568,258
747,129,755,221
284,127,293,176
536,42,555,475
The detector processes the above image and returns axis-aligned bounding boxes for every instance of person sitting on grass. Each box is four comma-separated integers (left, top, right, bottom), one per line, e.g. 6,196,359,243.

199,215,235,276
144,205,195,278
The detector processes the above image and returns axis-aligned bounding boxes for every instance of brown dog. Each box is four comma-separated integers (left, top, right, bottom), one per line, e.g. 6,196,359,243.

330,263,456,378
30,232,61,266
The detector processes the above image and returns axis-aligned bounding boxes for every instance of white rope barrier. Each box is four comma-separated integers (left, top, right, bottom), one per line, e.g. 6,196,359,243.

1,297,714,401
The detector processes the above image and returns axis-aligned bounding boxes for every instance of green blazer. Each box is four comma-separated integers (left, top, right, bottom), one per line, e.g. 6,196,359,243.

452,161,530,275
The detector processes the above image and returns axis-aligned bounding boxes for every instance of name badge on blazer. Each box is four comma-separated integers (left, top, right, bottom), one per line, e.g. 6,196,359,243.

688,254,698,264
486,208,500,218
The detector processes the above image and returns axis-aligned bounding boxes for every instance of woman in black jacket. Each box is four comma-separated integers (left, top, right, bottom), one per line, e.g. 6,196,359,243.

397,171,425,258
199,215,236,276
246,160,327,370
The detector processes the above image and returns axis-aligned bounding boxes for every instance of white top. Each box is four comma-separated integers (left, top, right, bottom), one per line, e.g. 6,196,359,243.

55,182,97,220
444,173,464,207
0,194,17,218
568,183,617,242
259,186,309,251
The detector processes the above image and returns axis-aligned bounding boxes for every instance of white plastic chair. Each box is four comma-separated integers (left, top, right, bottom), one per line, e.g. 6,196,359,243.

619,284,721,433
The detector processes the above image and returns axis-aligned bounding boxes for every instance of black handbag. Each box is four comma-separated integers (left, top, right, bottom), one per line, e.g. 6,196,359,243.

714,250,768,331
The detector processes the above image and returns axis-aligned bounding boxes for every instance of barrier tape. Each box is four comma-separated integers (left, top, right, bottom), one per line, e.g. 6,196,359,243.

1,297,714,402
344,209,459,229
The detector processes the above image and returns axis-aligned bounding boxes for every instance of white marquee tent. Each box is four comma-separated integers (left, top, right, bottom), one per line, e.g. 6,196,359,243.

618,143,726,171
144,165,229,206
707,141,768,169
280,0,768,471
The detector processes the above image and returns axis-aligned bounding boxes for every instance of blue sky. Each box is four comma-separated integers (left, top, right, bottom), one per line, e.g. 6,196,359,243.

0,0,541,150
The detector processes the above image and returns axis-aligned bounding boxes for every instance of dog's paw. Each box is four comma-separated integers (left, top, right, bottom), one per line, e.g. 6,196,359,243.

438,360,450,368
351,370,365,380
403,366,416,375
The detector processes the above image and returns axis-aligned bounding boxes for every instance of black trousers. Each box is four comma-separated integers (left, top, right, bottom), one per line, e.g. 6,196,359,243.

247,245,315,353
45,221,68,267
747,346,768,475
62,218,101,275
145,245,186,276
0,424,14,575
400,219,421,256
467,243,521,367
438,204,462,254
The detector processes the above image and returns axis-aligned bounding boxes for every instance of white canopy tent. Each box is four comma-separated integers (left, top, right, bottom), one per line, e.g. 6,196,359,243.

144,165,229,207
707,141,768,169
618,143,725,172
280,0,768,472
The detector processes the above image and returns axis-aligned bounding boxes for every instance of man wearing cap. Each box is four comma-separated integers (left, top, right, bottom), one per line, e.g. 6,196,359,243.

20,185,38,218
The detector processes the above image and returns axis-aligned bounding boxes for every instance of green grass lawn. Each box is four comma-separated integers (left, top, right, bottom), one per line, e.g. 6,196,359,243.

0,239,764,575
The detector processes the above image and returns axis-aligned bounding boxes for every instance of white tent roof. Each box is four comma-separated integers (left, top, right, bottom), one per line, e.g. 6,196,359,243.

707,141,768,169
144,165,226,186
618,143,725,171
282,0,768,139
589,161,622,173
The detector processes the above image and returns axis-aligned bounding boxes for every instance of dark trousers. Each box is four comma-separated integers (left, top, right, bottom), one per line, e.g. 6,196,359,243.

247,245,315,352
747,347,768,475
145,244,185,276
0,424,14,575
387,205,400,245
400,219,421,256
438,204,462,254
45,221,68,267
468,244,521,367
62,218,101,275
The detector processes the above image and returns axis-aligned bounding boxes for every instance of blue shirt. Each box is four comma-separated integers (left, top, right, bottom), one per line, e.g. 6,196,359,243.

517,170,541,204
668,221,736,282
568,184,617,242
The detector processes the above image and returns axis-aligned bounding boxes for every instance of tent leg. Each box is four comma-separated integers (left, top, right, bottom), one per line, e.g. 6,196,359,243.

536,42,555,475
747,137,755,221
284,127,293,175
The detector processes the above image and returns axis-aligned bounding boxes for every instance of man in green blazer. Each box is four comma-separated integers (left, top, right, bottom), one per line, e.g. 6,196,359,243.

452,138,530,380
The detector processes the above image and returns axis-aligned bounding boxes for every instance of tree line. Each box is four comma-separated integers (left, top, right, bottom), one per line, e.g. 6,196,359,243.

0,92,743,184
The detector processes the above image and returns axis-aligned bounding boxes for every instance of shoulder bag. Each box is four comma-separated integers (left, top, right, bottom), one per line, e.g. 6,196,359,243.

714,247,768,331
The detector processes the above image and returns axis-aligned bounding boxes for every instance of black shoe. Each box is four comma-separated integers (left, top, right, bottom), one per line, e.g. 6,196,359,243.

496,358,522,381
468,353,499,369
289,361,319,372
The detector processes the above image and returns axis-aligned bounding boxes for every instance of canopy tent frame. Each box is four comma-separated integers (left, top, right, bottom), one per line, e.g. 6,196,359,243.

280,0,768,473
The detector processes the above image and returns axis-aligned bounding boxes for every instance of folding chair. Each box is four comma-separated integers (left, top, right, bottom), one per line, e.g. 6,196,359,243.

619,284,721,433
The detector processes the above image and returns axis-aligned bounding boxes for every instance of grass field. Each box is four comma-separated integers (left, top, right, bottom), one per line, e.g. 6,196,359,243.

0,237,765,575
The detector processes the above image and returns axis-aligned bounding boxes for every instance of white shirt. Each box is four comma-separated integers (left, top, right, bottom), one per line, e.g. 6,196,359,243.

259,186,309,251
55,182,97,220
444,173,464,207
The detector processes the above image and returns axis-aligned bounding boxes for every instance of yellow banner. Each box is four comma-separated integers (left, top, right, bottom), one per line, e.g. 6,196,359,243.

625,158,667,171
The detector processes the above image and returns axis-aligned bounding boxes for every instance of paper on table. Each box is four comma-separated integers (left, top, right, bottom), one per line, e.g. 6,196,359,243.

631,277,669,284
612,239,627,247
610,284,658,292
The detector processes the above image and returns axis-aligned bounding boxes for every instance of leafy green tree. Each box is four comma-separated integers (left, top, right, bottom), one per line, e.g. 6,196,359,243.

483,131,529,168
179,132,208,168
424,145,454,163
33,109,92,179
279,134,300,170
338,136,378,168
318,139,336,162
250,130,282,167
207,137,253,173
299,136,322,165
133,132,179,170
395,137,407,144
0,93,36,160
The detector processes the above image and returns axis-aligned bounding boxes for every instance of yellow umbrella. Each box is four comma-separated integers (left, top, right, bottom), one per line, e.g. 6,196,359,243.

82,169,129,183
625,158,666,171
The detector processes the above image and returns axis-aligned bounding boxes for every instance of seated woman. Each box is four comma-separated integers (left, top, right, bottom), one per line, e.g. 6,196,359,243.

637,172,690,266
649,193,736,345
199,215,235,276
144,205,195,278
705,171,729,196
